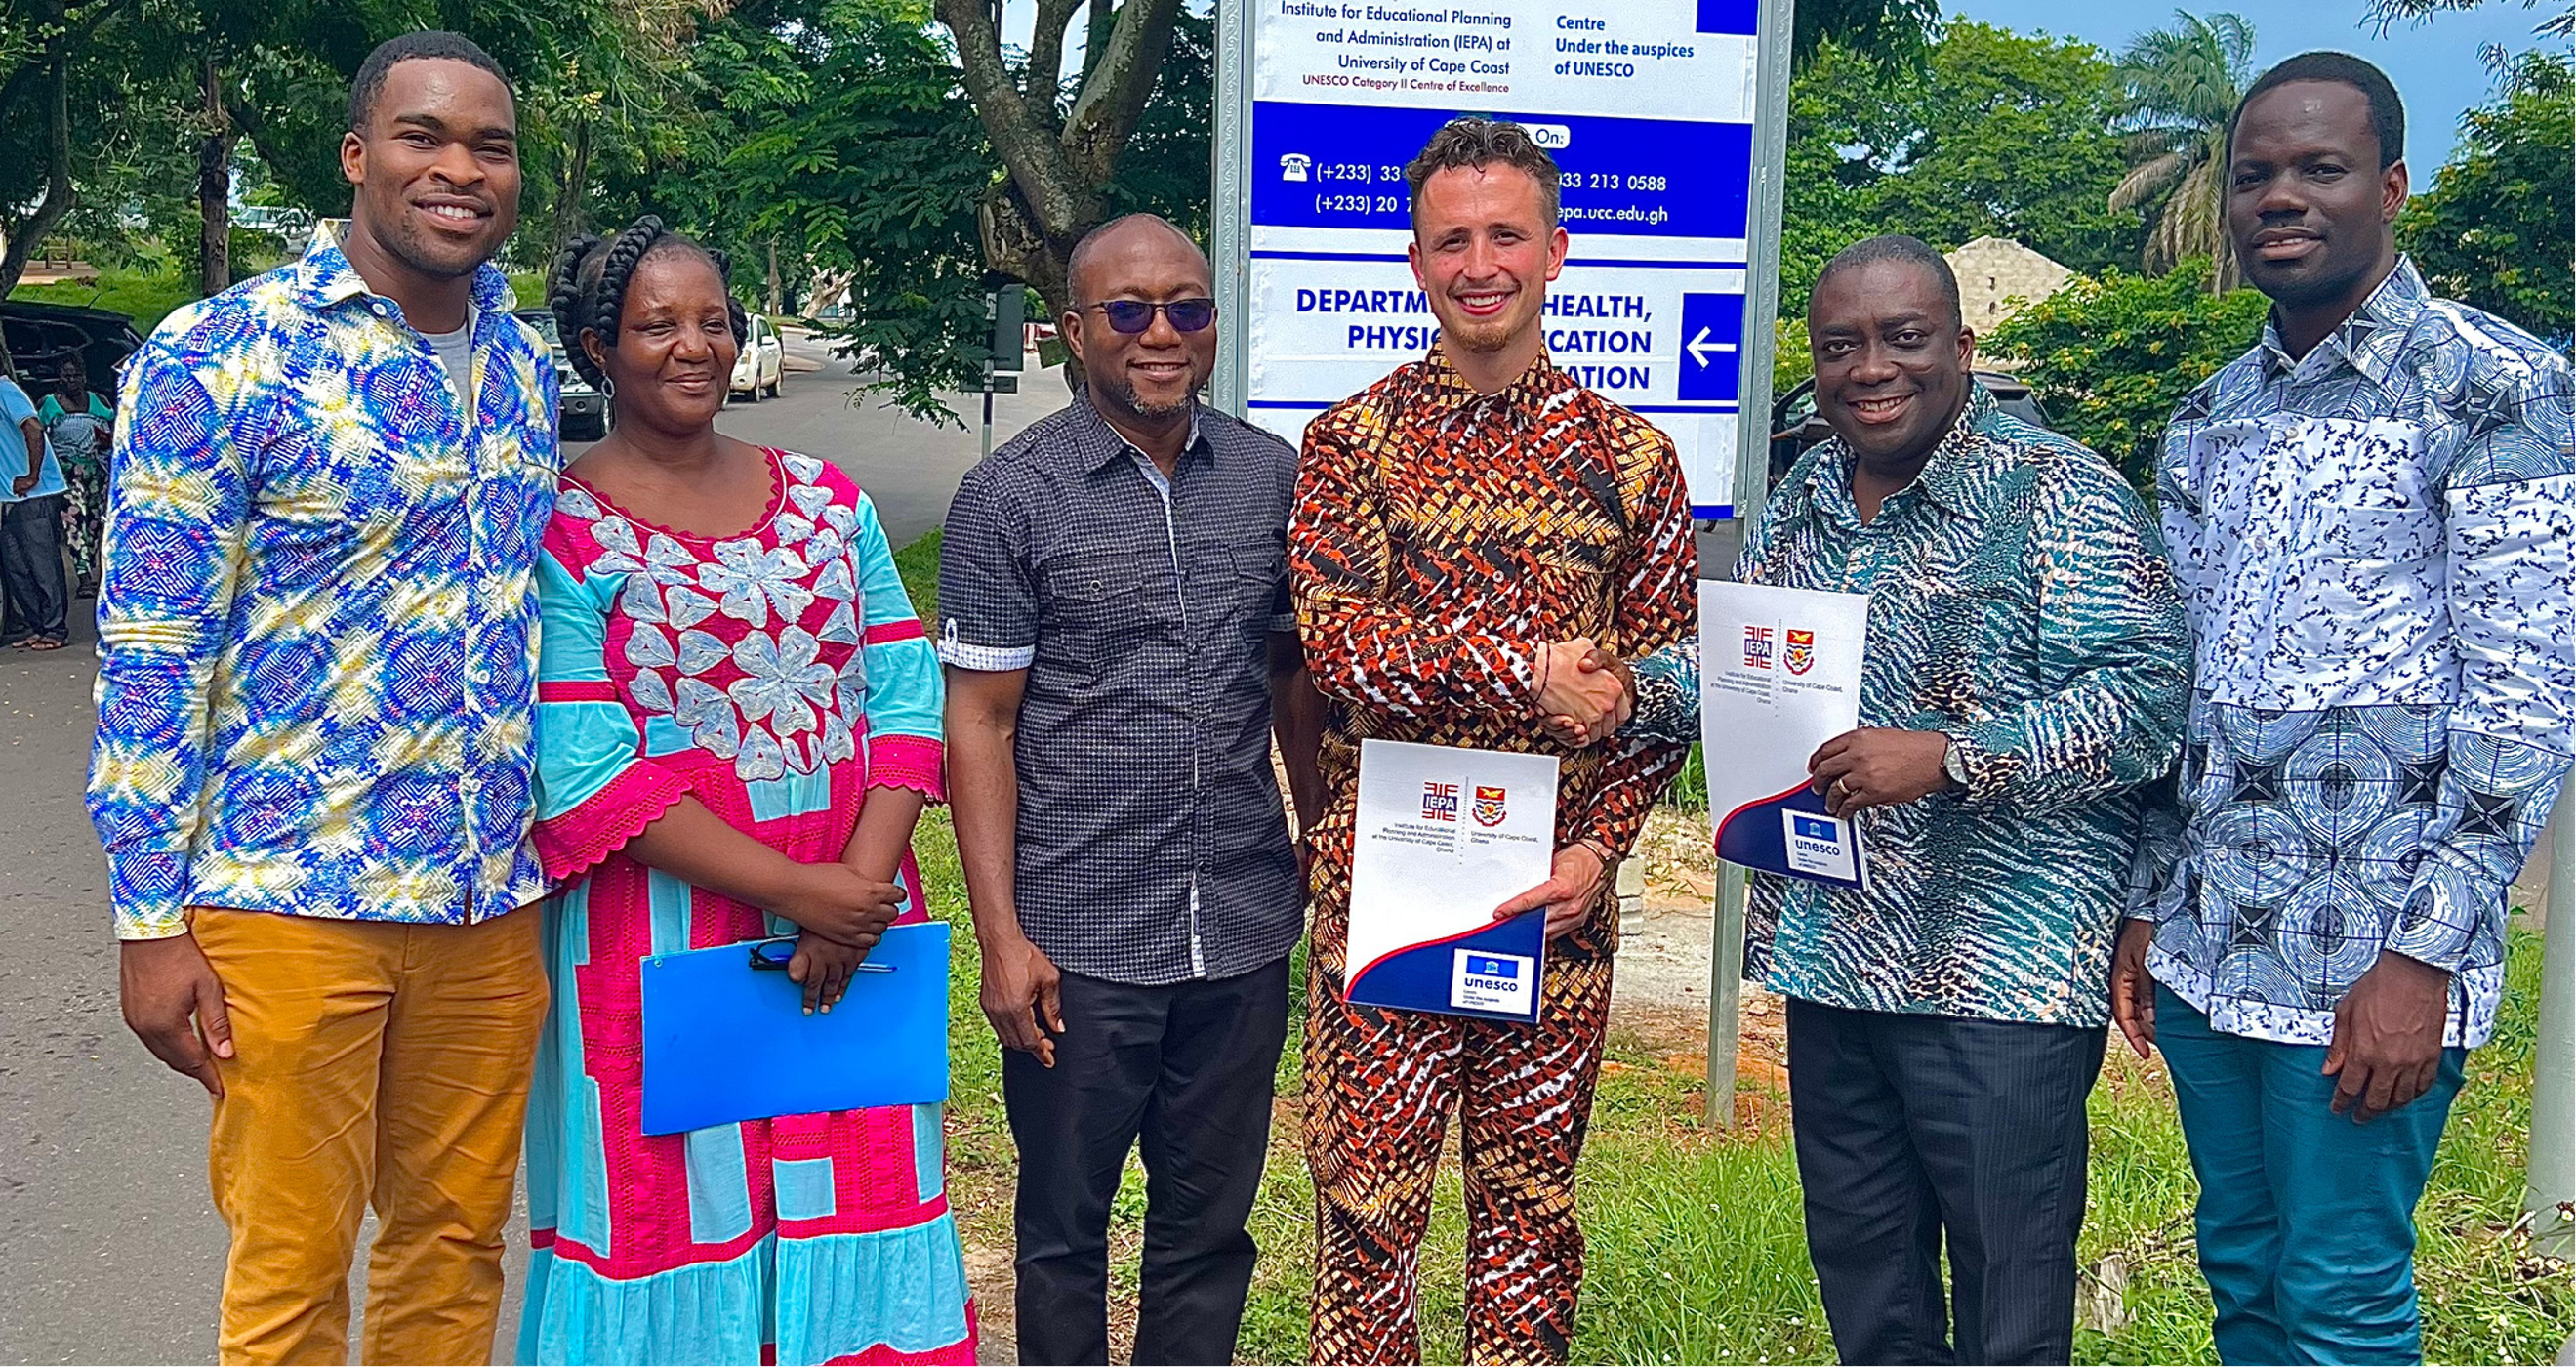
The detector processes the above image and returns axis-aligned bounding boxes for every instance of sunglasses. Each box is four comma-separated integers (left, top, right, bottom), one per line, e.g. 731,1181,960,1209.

1084,298,1217,335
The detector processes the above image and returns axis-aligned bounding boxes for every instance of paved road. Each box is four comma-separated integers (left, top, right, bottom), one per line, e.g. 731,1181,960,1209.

0,341,1056,1364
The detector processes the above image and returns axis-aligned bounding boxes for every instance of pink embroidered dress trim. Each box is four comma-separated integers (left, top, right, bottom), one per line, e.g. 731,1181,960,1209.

533,763,692,885
867,734,947,803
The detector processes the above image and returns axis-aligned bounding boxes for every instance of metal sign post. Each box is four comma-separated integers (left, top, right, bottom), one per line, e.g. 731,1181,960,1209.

980,287,1024,459
2526,781,2576,1257
1211,0,1255,418
1701,0,1796,1130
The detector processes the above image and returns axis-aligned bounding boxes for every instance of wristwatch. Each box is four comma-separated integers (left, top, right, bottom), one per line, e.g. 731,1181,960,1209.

1941,736,1971,791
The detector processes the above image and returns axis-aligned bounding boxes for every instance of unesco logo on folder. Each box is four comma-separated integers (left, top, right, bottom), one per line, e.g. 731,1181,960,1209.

1782,810,1860,883
1451,948,1535,1015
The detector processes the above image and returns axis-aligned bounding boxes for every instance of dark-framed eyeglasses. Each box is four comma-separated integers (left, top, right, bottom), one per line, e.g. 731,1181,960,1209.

1083,298,1217,335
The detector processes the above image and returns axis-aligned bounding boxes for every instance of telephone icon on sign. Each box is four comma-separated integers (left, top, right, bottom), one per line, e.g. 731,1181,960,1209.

1280,153,1312,182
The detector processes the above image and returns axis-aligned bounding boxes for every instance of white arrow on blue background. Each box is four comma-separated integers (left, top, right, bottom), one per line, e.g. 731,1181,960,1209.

1687,326,1738,368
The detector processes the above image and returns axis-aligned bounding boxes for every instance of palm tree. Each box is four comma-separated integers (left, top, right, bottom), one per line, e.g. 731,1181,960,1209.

2109,10,2257,289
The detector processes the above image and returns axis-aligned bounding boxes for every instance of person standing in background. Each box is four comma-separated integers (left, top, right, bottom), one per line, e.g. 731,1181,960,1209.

39,353,113,597
89,32,559,1364
0,355,69,649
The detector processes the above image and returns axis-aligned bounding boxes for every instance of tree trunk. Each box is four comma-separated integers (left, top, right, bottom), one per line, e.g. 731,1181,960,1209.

766,237,782,317
978,185,1072,317
0,0,80,345
562,119,593,241
1083,0,1117,84
198,54,237,297
938,0,1181,313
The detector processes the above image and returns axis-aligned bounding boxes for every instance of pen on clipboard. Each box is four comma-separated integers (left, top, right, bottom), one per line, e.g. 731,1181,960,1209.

747,936,899,973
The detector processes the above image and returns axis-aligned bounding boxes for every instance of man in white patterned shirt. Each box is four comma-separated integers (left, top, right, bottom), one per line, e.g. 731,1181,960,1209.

2113,53,2575,1365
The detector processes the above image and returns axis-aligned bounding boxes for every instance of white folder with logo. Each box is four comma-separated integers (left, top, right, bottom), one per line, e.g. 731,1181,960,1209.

1701,580,1873,891
1343,739,1560,1022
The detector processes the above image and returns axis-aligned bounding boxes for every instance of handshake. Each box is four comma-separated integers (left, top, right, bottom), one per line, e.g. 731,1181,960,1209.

1533,637,1633,747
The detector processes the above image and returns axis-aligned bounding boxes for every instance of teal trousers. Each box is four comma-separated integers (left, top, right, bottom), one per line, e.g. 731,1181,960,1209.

2155,986,2466,1365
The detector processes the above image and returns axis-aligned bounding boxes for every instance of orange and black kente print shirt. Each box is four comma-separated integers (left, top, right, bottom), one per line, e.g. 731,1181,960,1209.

1289,347,1698,981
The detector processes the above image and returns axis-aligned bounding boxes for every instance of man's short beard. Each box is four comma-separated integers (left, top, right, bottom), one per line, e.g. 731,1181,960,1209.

1449,320,1516,354
1104,376,1193,419
2259,264,2371,310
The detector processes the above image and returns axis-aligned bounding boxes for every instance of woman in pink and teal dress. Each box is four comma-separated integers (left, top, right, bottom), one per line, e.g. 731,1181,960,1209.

520,216,974,1366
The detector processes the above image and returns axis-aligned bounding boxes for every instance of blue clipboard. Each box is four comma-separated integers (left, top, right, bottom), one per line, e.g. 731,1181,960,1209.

638,920,952,1136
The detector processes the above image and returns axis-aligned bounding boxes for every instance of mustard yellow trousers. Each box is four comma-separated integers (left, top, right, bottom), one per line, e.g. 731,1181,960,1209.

192,906,546,1365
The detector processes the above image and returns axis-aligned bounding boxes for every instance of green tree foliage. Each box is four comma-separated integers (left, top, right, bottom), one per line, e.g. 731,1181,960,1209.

2369,0,2574,39
1780,21,2140,315
0,0,709,310
2396,51,2574,340
1789,0,1939,63
2108,10,2255,289
1985,261,2270,489
642,0,997,422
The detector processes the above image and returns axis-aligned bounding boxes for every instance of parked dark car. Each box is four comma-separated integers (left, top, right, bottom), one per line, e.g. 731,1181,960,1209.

1768,370,2053,485
2,302,146,394
515,307,609,442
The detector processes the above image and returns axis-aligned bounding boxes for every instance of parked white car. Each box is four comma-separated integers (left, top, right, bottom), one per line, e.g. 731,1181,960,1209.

731,313,785,401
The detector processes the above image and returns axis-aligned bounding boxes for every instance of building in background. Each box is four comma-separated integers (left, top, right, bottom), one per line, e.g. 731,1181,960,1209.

1946,236,2071,351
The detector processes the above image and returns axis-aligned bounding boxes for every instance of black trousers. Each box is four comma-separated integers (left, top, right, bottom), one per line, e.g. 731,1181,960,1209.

1003,956,1291,1366
1786,997,2107,1366
0,494,66,640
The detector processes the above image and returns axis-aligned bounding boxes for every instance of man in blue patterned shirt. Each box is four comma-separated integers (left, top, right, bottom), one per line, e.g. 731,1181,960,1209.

86,33,558,1364
2113,54,2576,1365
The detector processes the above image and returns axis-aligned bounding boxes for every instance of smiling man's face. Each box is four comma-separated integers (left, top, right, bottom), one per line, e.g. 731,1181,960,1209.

1408,163,1567,358
1808,258,1973,470
342,57,521,282
2227,79,2404,312
1064,218,1216,422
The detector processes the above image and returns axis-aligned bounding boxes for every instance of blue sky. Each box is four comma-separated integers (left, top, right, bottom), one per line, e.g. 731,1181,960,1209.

1943,0,2562,165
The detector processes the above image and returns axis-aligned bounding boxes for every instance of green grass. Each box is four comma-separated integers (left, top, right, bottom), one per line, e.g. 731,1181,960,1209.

920,851,2571,1365
894,531,2573,1364
893,526,942,624
11,265,204,334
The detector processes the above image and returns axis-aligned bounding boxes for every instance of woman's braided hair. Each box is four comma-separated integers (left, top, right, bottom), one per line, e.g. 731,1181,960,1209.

546,214,748,392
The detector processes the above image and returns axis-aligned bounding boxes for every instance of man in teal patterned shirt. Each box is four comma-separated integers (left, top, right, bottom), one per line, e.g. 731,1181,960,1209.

1611,235,2189,1363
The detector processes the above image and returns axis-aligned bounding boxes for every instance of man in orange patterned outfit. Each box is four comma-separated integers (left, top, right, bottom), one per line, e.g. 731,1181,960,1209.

1288,118,1697,1365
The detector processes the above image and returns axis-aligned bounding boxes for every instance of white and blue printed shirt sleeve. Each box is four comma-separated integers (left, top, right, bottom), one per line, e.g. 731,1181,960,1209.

2390,357,2576,972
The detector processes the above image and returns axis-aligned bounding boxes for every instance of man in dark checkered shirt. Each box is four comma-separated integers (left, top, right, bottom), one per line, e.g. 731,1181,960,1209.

937,214,1325,1367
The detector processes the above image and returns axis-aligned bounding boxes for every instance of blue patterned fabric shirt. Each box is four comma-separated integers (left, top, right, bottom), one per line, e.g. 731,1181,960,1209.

87,236,561,940
1730,385,2190,1025
2139,258,2576,1047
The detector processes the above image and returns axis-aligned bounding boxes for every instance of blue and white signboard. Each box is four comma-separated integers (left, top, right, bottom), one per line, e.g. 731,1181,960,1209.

1235,0,1774,516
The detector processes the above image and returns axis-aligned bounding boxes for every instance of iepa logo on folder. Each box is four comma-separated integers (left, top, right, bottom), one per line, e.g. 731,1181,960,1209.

1451,950,1534,1015
1782,811,1858,883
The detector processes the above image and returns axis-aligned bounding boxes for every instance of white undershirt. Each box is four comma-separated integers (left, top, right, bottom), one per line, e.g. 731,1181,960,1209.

420,311,476,422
